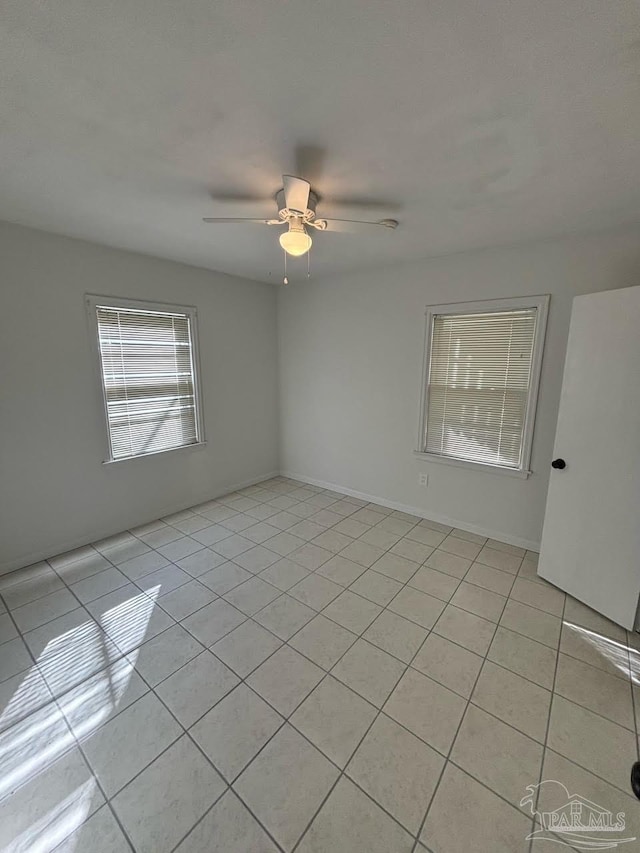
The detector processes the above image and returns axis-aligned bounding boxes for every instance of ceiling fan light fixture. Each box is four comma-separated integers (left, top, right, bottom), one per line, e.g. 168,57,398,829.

279,221,312,257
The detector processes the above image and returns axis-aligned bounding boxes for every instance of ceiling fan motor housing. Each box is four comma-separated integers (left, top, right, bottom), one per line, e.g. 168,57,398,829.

275,188,319,222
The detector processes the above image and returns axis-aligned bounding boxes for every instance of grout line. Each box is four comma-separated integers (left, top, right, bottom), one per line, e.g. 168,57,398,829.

2,476,636,852
409,560,518,853
527,590,566,853
0,588,138,851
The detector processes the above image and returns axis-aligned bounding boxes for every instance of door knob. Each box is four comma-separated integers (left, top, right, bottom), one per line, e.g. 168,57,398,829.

551,458,566,469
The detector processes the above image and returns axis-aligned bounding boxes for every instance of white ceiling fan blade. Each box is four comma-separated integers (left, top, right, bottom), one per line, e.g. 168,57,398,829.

282,175,310,214
310,218,398,233
202,218,284,225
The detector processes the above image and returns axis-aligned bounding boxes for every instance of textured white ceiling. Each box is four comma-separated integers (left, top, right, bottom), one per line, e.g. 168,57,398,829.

2,0,640,283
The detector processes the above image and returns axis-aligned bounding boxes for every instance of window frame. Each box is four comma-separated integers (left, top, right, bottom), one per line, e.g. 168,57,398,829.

86,294,206,464
415,294,549,479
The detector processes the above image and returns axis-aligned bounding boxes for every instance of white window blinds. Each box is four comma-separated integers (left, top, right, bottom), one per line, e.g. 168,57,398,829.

425,307,538,469
95,303,200,461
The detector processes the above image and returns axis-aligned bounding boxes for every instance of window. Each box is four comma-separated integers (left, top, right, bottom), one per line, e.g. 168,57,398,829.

88,296,204,462
419,296,548,475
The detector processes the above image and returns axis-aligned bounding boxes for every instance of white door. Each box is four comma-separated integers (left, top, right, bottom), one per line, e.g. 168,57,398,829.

538,285,640,630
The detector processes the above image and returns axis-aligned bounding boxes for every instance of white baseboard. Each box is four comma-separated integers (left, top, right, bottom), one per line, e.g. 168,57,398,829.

280,470,540,553
0,470,280,577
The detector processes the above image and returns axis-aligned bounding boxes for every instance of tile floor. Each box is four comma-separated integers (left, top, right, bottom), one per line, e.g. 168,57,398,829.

1,477,639,852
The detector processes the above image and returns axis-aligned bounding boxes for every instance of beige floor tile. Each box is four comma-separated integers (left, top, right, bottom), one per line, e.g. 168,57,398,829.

421,763,532,853
253,593,315,639
297,777,413,853
288,573,343,611
338,539,384,567
563,597,626,643
472,661,552,742
424,549,472,579
112,735,225,853
288,543,334,570
332,639,405,707
488,627,557,690
83,693,181,797
537,750,640,845
464,563,515,597
555,652,634,729
434,604,496,656
182,599,246,647
263,532,306,557
9,480,639,853
291,676,377,767
27,607,125,696
408,566,460,601
0,667,54,735
157,580,216,620
229,545,280,574
363,610,429,663
234,724,339,851
51,803,132,853
439,535,482,561
310,509,344,528
349,569,402,606
315,555,366,587
155,650,239,728
485,539,526,557
357,528,400,553
198,562,251,595
450,582,506,623
334,518,371,539
190,683,282,781
289,614,358,670
175,790,279,852
288,520,326,541
258,558,310,591
476,546,522,574
322,590,382,634
390,537,434,564
385,668,466,754
407,526,447,548
451,705,543,811
242,521,282,544
517,558,547,585
500,599,561,649
2,572,65,609
211,619,282,677
560,621,630,680
413,633,483,698
12,588,79,633
0,745,106,852
509,577,565,617
311,529,355,553
547,695,636,791
248,645,324,716
375,516,415,536
352,507,388,526
129,623,203,686
370,552,419,583
388,586,444,629
347,714,444,834
451,528,487,545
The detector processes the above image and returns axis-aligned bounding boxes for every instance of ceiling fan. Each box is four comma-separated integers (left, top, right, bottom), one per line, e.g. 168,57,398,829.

202,175,398,259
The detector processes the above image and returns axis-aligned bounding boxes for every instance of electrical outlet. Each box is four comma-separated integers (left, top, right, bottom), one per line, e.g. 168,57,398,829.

418,473,429,487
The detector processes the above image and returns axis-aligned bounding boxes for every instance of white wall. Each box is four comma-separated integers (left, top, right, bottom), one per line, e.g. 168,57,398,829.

277,227,640,550
0,222,278,573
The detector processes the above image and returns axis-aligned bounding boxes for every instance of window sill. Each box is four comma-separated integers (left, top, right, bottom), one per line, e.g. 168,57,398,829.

413,450,531,479
103,441,207,465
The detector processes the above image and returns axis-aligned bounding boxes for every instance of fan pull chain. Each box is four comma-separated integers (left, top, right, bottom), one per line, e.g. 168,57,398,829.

283,250,288,286
307,249,310,279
